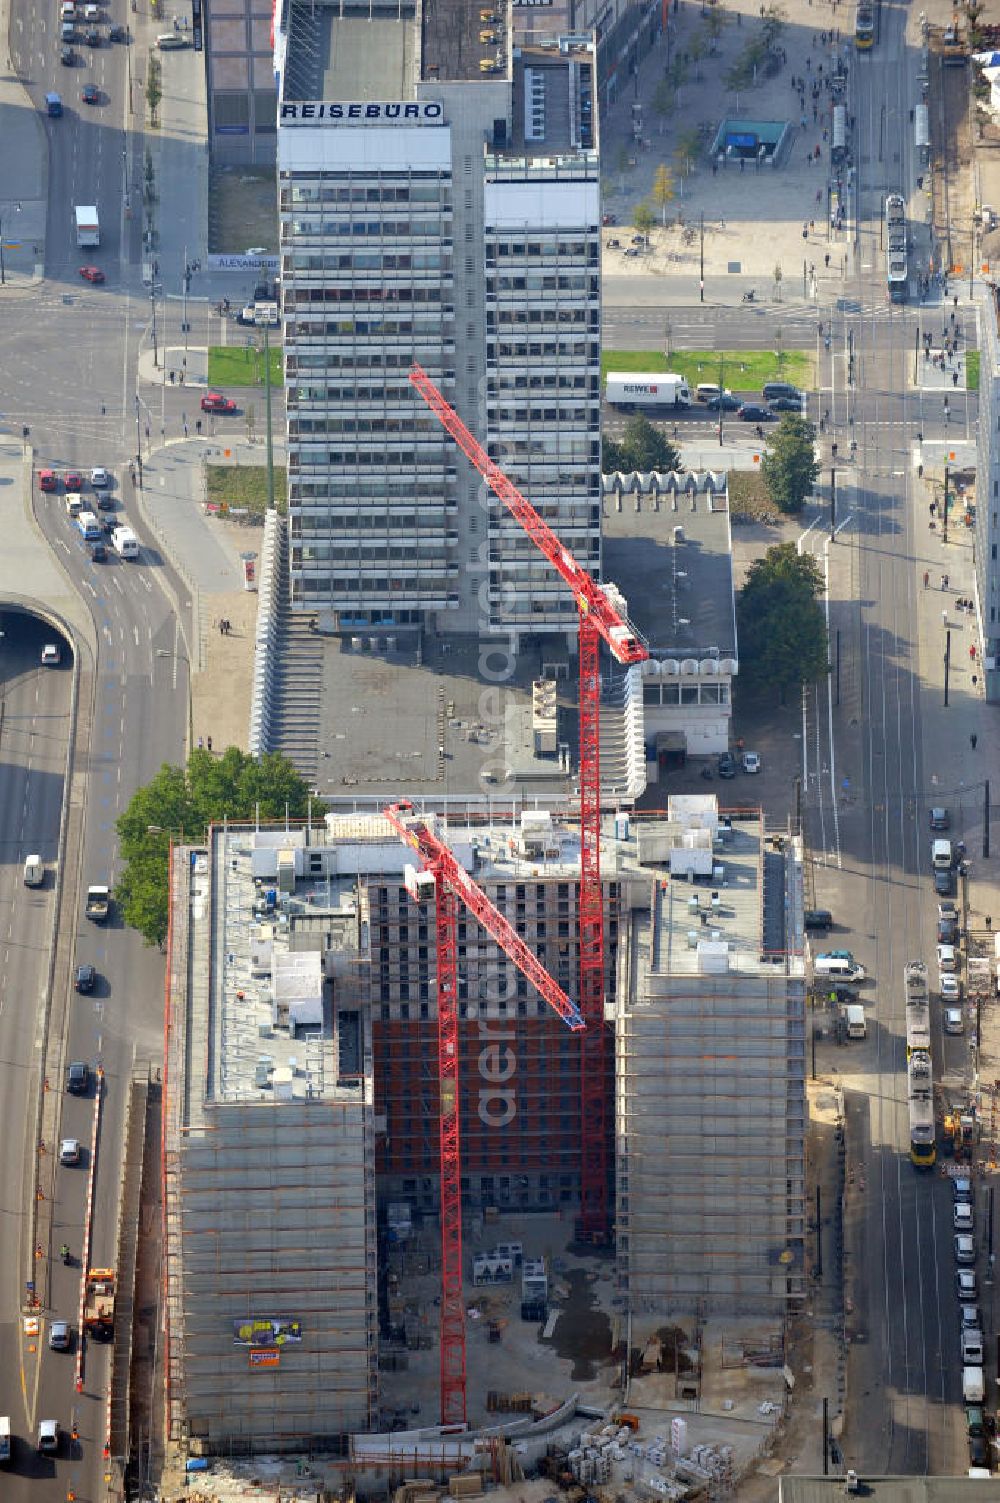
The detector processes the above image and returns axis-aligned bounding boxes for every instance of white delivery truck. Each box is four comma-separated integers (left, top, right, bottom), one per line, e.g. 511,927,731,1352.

605,372,691,410
74,204,100,247
962,1366,985,1403
112,526,139,559
843,1004,867,1039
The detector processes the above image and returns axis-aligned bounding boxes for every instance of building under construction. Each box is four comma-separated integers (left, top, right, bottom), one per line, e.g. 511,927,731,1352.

163,798,805,1451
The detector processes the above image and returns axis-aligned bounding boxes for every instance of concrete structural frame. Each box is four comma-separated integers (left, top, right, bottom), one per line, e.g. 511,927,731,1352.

163,829,378,1452
275,0,603,635
974,284,1000,701
162,804,806,1453
615,796,807,1315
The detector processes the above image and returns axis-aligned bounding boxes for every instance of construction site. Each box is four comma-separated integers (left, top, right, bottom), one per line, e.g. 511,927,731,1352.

160,793,805,1497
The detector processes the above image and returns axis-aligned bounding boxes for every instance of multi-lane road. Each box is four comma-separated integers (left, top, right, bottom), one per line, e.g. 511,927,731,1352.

0,0,191,1495
607,1,979,1473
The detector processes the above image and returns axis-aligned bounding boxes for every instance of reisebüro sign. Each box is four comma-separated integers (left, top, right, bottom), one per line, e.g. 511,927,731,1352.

280,101,444,124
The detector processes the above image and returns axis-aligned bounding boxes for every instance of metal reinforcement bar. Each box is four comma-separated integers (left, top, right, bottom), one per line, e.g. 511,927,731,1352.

108,1068,151,1464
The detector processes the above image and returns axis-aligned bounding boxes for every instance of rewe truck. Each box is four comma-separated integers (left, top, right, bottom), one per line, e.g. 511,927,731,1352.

605,372,691,410
85,884,111,922
74,204,99,248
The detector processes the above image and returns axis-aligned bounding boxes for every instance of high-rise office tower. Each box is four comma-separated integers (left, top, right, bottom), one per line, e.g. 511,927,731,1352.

277,0,602,636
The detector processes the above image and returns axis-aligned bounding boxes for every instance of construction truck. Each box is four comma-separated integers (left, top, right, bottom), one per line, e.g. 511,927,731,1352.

83,1268,115,1339
942,1107,976,1161
942,17,967,62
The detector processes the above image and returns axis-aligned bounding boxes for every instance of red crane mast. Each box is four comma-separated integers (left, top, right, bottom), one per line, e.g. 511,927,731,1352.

408,365,648,1242
382,800,583,1427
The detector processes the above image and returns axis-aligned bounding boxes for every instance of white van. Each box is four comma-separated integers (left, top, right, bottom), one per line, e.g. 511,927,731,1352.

112,526,139,559
815,955,866,982
156,31,188,47
843,1004,867,1039
932,838,953,871
23,855,44,887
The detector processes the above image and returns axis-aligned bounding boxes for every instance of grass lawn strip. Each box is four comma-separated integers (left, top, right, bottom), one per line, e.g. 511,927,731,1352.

602,349,814,392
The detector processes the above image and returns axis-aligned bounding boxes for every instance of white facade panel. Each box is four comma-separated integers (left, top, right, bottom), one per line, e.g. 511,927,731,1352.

278,122,452,173
484,177,599,228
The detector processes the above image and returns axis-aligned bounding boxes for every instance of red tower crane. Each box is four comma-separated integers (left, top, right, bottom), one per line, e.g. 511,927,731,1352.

382,800,584,1428
408,365,649,1243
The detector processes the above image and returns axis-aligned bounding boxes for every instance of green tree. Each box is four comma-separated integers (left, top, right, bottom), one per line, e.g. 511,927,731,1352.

602,414,683,474
674,128,702,179
651,165,676,225
760,2,786,49
146,54,162,126
704,7,727,51
736,544,828,699
666,56,690,93
633,201,656,239
761,414,820,515
652,81,677,119
689,31,708,78
116,748,322,946
615,144,631,190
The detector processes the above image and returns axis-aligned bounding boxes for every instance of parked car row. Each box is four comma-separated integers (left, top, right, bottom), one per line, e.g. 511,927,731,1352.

694,380,804,420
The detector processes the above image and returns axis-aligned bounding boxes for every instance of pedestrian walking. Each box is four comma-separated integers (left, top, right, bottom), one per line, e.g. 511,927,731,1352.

971,733,978,749
220,620,225,635
825,251,830,267
953,371,959,387
207,735,213,752
197,736,204,750
923,570,929,587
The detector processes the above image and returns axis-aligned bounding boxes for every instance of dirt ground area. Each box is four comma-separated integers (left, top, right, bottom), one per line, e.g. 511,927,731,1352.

208,165,278,255
928,34,976,277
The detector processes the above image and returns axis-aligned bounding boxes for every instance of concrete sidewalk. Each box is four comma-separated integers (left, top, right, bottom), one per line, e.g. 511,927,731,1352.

0,0,49,286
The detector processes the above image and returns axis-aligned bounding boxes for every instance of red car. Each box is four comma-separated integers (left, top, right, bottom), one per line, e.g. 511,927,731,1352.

79,265,105,283
64,470,84,489
38,468,58,492
200,392,237,414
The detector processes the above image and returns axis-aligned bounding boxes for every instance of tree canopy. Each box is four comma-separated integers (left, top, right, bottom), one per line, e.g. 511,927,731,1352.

116,747,321,947
736,543,828,699
761,412,820,514
602,413,683,474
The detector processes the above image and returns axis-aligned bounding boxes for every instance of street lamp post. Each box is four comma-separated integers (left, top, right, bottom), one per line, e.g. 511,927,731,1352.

134,395,143,488
0,203,23,286
155,647,193,750
150,279,159,368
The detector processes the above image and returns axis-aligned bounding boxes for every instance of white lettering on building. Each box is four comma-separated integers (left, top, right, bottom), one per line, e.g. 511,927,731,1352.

279,101,445,125
478,999,517,1128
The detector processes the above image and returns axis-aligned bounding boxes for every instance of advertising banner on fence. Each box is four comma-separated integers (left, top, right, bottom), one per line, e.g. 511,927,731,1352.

233,1317,303,1346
